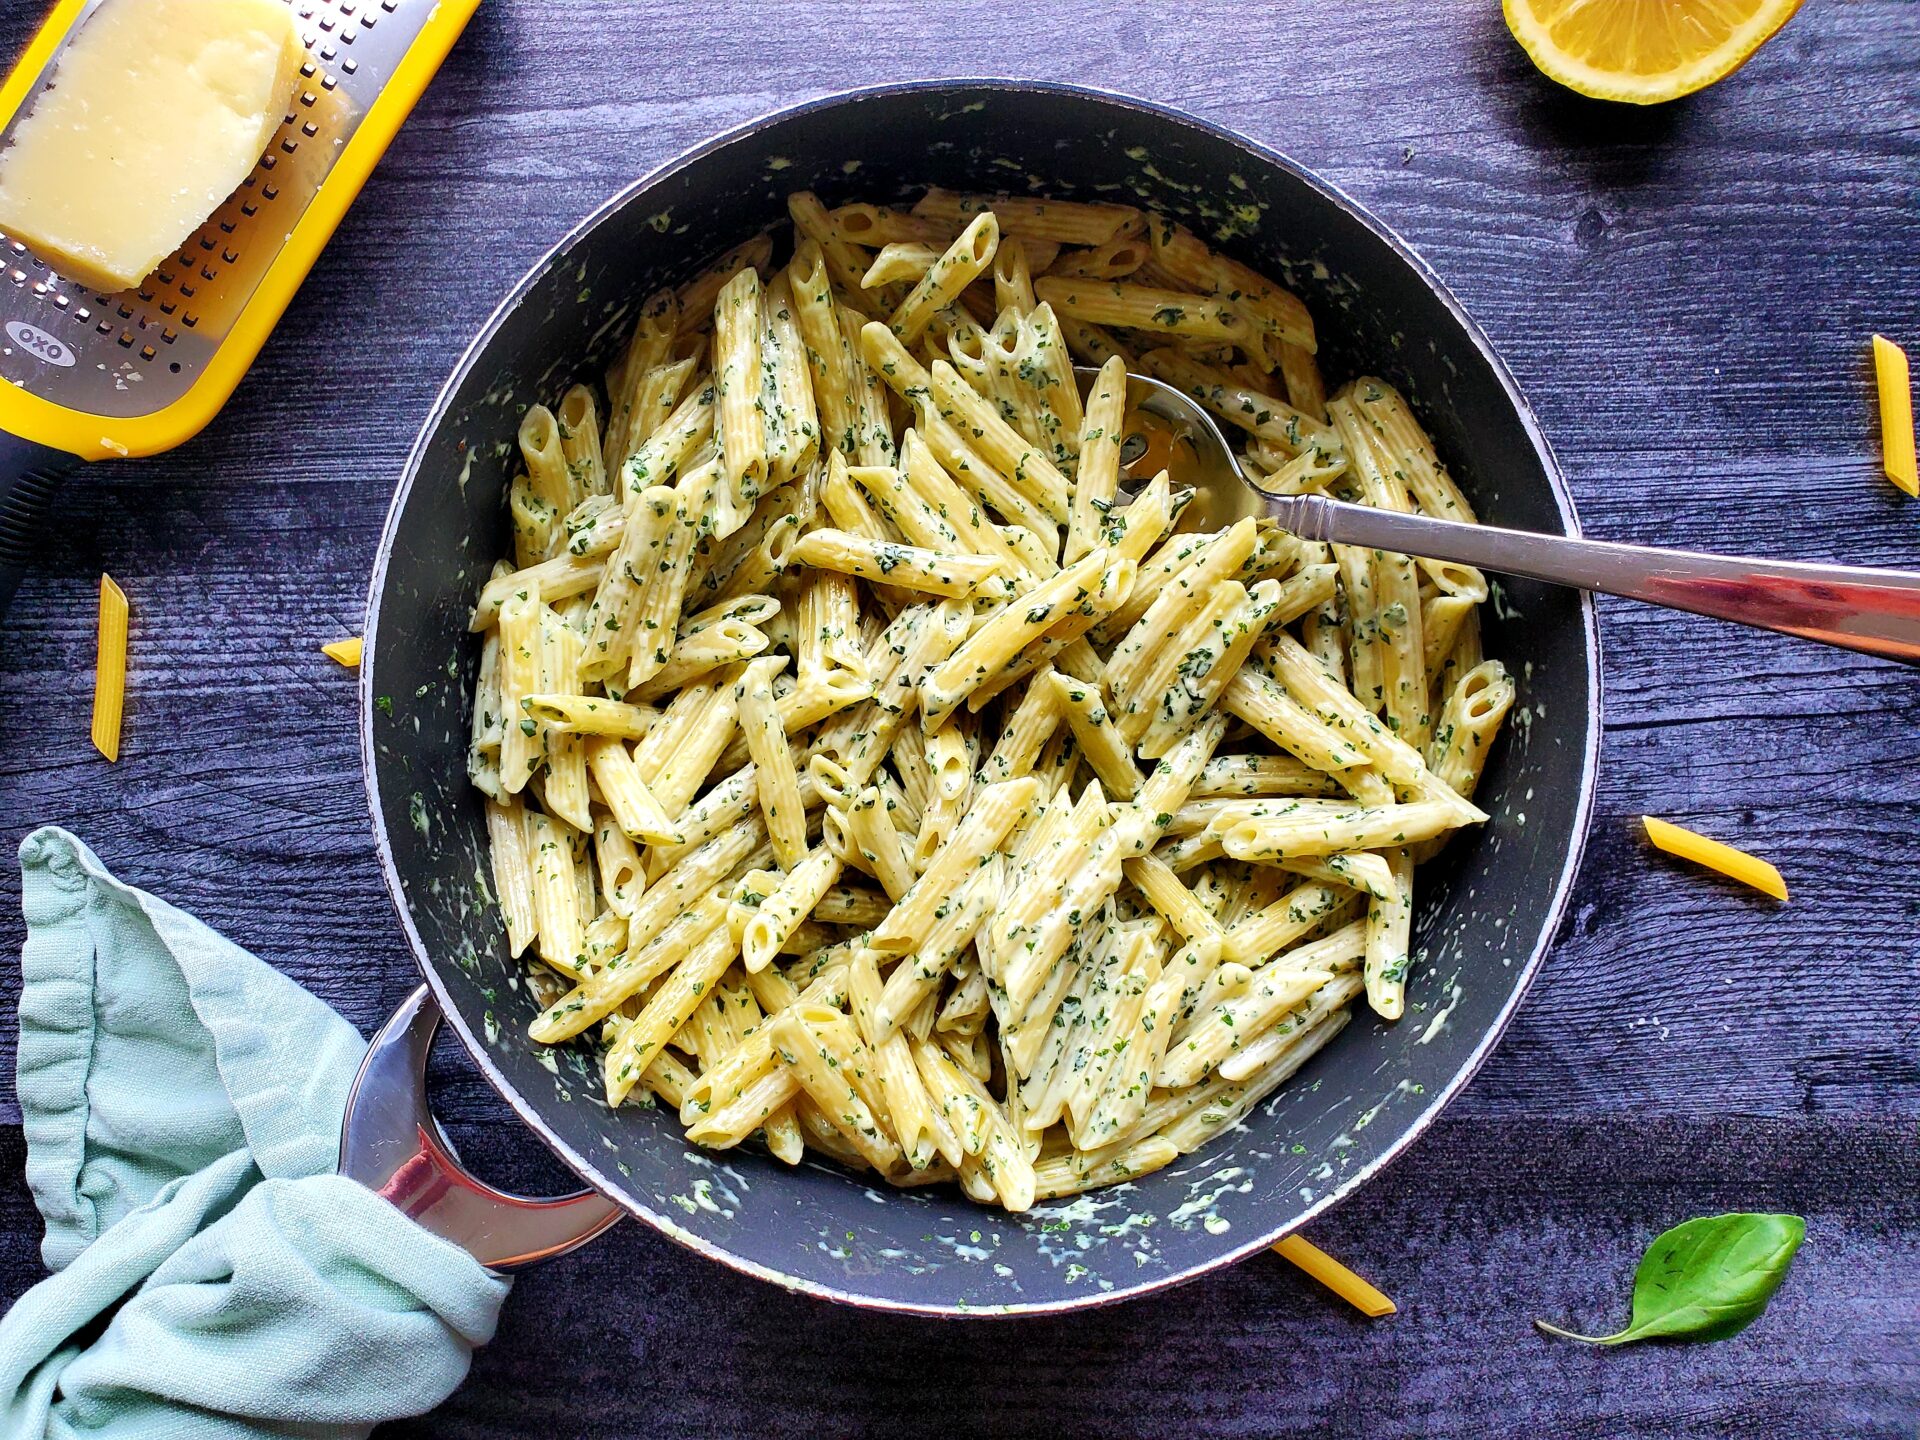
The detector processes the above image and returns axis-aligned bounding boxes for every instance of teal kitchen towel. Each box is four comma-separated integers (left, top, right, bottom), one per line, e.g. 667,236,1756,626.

0,827,511,1438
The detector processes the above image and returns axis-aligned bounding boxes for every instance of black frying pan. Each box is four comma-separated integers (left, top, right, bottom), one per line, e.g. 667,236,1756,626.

359,80,1600,1315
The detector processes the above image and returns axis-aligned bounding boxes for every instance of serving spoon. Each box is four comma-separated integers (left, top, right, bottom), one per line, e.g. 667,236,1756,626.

1093,366,1920,664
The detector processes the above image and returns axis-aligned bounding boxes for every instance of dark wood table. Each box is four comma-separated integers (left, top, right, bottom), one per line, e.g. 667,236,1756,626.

2,3,1916,1435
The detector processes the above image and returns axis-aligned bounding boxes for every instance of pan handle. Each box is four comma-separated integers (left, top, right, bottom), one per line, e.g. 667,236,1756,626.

337,984,621,1271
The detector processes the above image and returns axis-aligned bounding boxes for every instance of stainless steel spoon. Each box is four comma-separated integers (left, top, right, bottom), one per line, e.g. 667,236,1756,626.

1091,366,1920,664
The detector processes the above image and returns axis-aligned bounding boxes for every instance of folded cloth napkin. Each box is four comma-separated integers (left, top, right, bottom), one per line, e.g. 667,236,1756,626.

0,827,511,1439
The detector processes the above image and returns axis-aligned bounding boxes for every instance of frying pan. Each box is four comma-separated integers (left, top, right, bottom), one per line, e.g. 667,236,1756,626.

355,79,1601,1315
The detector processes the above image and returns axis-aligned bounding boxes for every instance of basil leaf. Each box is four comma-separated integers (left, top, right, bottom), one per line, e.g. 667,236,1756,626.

1536,1213,1805,1346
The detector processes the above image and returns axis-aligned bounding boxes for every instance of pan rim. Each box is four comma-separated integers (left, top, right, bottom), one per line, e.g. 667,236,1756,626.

361,75,1603,1318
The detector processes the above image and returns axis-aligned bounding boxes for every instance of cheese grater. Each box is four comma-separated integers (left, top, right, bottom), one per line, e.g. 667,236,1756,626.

0,0,481,618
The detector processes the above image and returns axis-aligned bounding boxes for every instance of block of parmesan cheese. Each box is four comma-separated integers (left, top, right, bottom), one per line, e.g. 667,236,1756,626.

0,0,303,294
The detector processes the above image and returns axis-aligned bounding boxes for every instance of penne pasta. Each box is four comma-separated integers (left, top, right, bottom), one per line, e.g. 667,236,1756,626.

466,184,1513,1212
789,528,1010,600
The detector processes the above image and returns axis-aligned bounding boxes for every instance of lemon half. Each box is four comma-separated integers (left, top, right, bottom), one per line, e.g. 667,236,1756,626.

1504,0,1805,105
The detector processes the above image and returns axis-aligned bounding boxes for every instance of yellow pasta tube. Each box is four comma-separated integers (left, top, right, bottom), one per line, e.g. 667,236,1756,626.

1124,853,1224,944
789,528,1009,600
920,548,1116,724
889,212,998,345
1048,232,1152,281
981,674,1065,782
1158,953,1348,1089
1271,1234,1396,1318
1032,1137,1177,1200
870,776,1039,955
1873,334,1917,496
1350,378,1478,522
1263,633,1484,824
592,817,645,920
535,611,591,830
1642,816,1787,901
852,450,967,556
496,587,542,794
831,201,952,246
603,287,676,471
767,1004,901,1171
619,374,715,500
849,950,959,1170
928,360,1072,524
913,188,1140,246
581,736,680,846
961,553,1136,711
579,485,675,683
530,888,729,1044
1106,518,1257,705
1329,394,1427,748
898,429,1041,581
993,236,1037,313
1193,753,1344,800
1425,660,1516,807
787,239,859,457
1358,846,1415,1021
907,394,1060,545
712,266,769,526
1421,593,1478,681
1213,799,1469,863
873,865,997,1038
841,786,917,900
90,573,128,761
939,1041,1036,1211
526,811,584,974
557,385,607,498
524,694,659,741
1002,820,1131,1011
1066,355,1128,564
1145,216,1316,352
742,848,844,973
519,404,574,515
471,550,608,632
788,191,887,315
795,569,865,682
623,619,770,704
841,300,898,466
485,797,536,958
1047,669,1139,799
1145,1011,1353,1157
1220,881,1354,967
623,486,702,690
911,719,975,870
509,474,554,568
1133,578,1282,758
321,636,361,668
1276,341,1328,420
1137,347,1338,458
676,233,773,331
735,656,807,868
1279,852,1399,903
639,678,739,818
1034,277,1250,344
867,240,940,289
603,921,741,1105
761,271,820,488
1111,578,1244,748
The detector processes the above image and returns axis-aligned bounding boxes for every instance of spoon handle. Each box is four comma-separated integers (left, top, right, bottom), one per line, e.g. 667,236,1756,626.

1275,493,1920,664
